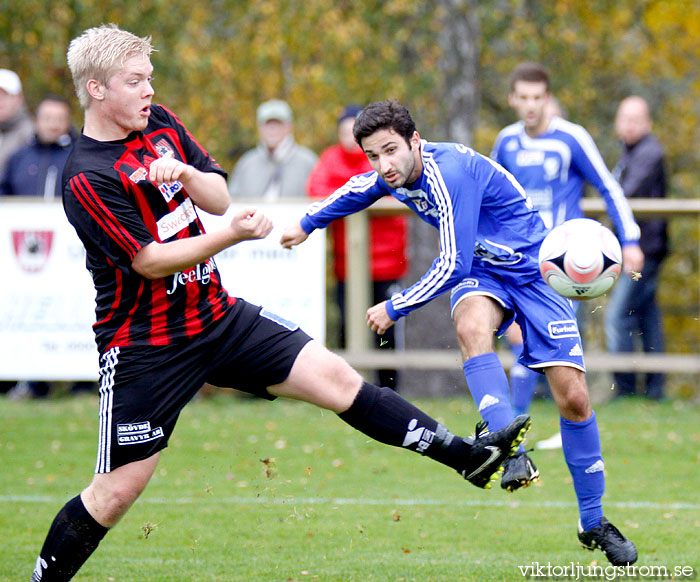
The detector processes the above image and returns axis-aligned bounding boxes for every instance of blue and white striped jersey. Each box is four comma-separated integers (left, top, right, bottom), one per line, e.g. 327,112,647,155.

491,116,639,242
300,140,549,320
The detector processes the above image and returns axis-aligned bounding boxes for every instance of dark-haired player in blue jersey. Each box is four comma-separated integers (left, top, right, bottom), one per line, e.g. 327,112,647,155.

28,25,531,582
281,99,638,566
492,62,644,454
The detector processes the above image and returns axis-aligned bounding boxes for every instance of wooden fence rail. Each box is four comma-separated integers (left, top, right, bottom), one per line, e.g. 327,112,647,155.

343,197,700,373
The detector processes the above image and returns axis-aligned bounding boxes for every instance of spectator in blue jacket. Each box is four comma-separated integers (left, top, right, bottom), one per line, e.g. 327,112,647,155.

1,94,77,198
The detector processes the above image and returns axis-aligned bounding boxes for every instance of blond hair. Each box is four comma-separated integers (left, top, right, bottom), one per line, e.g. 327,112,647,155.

67,23,154,110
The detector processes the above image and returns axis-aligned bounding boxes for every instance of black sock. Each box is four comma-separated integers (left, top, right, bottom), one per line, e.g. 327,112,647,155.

338,382,471,473
31,495,109,582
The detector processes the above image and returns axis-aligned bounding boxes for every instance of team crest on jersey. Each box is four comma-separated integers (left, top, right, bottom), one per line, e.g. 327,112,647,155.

155,138,175,159
505,138,519,152
543,158,561,181
398,188,439,218
11,230,54,273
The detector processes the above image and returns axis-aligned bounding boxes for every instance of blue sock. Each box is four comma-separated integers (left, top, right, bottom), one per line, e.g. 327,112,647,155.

509,343,539,416
560,412,605,531
463,353,515,432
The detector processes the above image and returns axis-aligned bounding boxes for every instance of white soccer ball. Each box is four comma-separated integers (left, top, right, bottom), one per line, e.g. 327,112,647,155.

538,218,622,300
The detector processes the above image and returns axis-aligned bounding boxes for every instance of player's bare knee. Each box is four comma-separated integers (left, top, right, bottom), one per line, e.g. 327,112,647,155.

454,317,494,357
102,490,135,521
554,380,591,420
562,392,591,421
302,342,360,387
82,483,137,527
324,352,363,405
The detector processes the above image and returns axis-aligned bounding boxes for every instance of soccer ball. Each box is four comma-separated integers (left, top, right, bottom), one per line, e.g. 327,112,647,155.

538,218,622,300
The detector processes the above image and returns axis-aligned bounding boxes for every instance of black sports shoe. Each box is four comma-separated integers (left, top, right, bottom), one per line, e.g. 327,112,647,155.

578,517,638,565
461,414,531,489
501,450,540,492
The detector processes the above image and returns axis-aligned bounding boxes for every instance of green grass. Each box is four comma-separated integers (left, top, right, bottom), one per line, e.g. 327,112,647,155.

1,394,698,581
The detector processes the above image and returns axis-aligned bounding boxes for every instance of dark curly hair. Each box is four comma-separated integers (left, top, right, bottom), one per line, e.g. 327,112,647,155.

353,99,416,147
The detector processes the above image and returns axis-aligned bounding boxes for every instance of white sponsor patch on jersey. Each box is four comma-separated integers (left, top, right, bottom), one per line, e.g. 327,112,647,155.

159,180,183,202
157,198,196,240
516,150,546,166
129,167,147,183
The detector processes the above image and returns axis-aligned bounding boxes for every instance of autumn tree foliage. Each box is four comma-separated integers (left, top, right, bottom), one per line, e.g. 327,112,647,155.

1,0,697,360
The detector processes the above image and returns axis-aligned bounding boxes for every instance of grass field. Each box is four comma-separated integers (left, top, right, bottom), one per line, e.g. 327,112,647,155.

1,393,698,581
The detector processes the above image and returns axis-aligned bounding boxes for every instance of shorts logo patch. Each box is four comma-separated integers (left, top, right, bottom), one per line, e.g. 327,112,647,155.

548,319,579,339
451,278,479,297
569,343,583,357
117,421,164,446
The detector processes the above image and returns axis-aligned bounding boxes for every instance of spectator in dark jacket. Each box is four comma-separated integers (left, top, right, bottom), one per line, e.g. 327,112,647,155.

604,96,668,400
1,94,77,198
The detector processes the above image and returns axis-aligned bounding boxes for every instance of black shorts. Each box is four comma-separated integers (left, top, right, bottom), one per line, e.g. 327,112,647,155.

94,299,312,473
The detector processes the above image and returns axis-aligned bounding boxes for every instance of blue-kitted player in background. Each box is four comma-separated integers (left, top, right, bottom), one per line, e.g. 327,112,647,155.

282,99,638,566
492,63,644,447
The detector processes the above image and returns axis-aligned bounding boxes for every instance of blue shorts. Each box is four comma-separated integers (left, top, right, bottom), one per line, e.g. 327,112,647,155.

450,263,585,373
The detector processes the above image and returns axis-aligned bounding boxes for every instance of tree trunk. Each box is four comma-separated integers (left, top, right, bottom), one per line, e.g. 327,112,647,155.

402,0,480,398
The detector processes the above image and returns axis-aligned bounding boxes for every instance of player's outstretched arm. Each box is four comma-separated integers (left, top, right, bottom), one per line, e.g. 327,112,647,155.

280,222,309,249
132,207,272,279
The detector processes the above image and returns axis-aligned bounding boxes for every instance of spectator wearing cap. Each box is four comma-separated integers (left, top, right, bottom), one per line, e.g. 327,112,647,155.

306,105,409,391
0,68,34,176
1,94,78,198
228,99,317,200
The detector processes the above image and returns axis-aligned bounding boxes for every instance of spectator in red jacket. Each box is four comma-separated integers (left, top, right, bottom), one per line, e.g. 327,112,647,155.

307,105,409,390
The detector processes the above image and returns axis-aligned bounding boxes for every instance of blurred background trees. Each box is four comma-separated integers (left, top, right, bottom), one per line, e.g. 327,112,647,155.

2,0,697,384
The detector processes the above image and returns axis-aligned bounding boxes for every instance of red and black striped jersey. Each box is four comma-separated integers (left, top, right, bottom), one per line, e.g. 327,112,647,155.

62,104,236,353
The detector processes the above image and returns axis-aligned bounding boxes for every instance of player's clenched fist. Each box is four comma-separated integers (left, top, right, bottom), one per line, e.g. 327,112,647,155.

366,301,395,335
231,208,273,242
621,244,644,276
279,222,309,249
148,157,194,184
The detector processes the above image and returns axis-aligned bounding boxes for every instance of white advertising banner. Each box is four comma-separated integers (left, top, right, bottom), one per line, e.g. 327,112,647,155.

0,200,324,381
